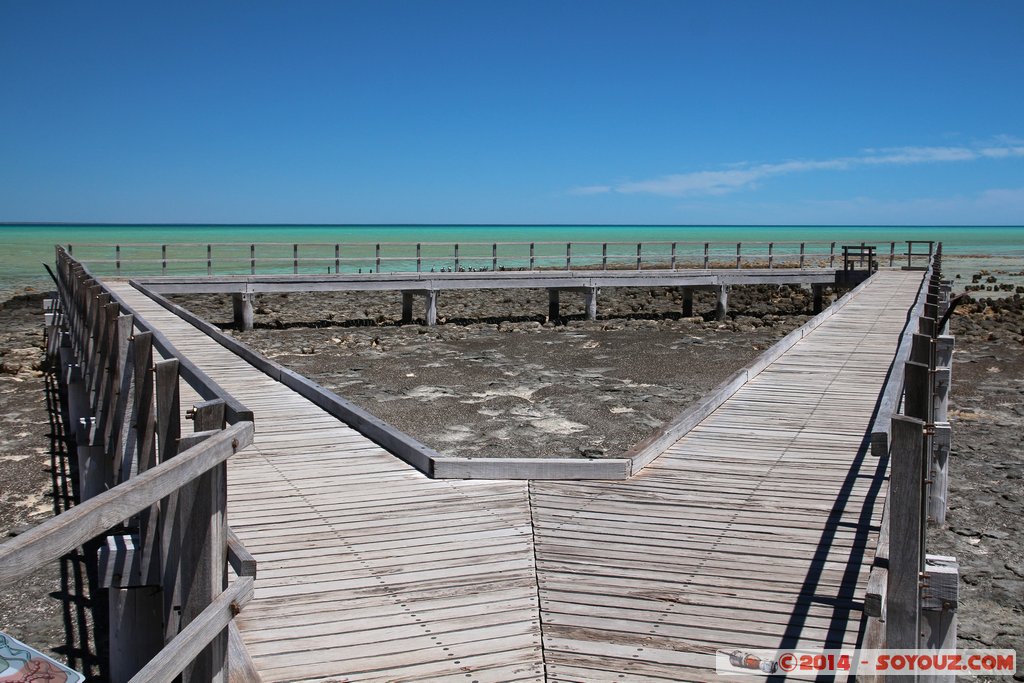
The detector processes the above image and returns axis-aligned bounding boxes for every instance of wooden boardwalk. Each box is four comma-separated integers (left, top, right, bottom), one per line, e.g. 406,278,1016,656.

105,270,920,682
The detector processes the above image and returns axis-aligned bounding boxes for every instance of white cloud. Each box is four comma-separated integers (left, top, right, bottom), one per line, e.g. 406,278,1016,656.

571,139,1024,198
568,184,612,196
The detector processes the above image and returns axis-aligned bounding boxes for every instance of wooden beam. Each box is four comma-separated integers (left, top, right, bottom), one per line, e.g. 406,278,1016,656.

128,577,254,683
886,415,925,650
0,422,253,586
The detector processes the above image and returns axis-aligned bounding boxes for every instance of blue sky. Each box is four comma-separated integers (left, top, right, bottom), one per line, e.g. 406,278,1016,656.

2,1,1023,225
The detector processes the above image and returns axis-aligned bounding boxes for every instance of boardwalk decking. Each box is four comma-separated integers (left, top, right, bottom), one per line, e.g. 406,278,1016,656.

105,270,920,682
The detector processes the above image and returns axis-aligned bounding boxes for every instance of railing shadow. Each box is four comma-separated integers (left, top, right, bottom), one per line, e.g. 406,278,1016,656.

43,364,106,681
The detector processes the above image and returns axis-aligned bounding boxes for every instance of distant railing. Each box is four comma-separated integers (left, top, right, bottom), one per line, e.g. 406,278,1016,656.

861,244,960,681
0,247,256,683
64,239,925,277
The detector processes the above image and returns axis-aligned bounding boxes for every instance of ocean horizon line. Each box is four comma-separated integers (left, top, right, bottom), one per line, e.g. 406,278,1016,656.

3,221,1024,229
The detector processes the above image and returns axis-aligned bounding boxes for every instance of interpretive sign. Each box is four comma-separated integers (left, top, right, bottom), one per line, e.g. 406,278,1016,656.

0,632,84,683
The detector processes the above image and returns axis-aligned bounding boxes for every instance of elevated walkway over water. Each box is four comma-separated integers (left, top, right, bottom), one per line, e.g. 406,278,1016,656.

103,269,922,682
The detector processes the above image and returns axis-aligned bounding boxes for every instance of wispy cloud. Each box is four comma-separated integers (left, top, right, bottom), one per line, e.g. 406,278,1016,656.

571,140,1024,198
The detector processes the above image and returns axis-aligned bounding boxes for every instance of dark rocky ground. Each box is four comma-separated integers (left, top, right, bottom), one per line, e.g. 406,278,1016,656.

0,278,1020,679
174,285,820,458
0,292,102,678
930,294,1024,680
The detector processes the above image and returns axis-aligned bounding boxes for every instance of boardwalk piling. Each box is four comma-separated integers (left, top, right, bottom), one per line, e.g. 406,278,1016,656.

716,284,728,321
548,289,560,320
401,292,414,324
425,290,438,326
231,293,254,332
585,287,598,321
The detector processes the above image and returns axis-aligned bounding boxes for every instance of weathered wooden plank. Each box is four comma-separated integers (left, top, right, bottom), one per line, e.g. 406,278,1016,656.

129,576,254,683
0,422,252,585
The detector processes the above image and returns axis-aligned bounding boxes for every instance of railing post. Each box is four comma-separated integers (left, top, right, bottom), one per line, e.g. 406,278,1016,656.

735,242,741,269
670,242,677,270
375,243,381,273
206,245,212,276
890,241,896,268
334,244,340,274
454,243,460,272
293,244,298,274
179,399,228,683
768,242,773,269
492,243,497,271
601,243,607,270
830,241,836,269
250,244,256,275
529,242,535,270
566,242,572,270
116,244,121,274
162,245,167,275
416,243,421,273
636,242,642,270
703,242,709,269
799,242,805,269
887,415,926,650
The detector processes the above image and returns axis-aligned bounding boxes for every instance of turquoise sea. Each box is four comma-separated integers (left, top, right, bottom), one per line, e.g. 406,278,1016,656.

2,224,1023,300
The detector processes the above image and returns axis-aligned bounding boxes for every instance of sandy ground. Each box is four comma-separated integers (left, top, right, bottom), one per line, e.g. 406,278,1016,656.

0,276,1021,679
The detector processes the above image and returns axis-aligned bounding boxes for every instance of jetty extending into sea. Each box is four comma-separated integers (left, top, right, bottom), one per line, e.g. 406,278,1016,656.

0,241,959,682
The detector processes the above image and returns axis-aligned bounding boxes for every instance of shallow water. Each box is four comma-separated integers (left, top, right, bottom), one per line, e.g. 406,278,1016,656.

2,223,1022,300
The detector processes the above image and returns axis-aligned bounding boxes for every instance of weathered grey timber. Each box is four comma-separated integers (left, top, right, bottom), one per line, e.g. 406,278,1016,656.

134,267,842,328
97,268,923,681
130,271,880,479
0,248,261,683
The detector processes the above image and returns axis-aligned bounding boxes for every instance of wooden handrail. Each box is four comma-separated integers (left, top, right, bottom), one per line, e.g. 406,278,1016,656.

65,239,916,277
128,576,254,683
0,422,253,585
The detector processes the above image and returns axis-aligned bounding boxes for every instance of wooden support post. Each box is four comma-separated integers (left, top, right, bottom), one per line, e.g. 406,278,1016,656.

334,244,340,274
890,241,896,268
566,242,572,270
584,288,598,321
250,244,256,275
109,585,164,683
401,292,414,324
231,293,254,332
454,243,460,272
715,284,728,321
530,242,536,270
601,243,607,270
812,284,824,314
930,422,952,525
161,245,167,275
292,244,298,274
491,243,497,271
180,400,228,683
416,243,421,272
768,242,773,269
116,244,121,274
735,242,741,269
904,361,930,421
799,242,806,268
375,243,381,273
207,245,212,276
887,415,925,650
425,291,437,326
636,242,642,270
830,241,836,268
919,315,936,337
703,242,709,269
682,288,693,318
548,289,560,321
921,555,959,679
154,359,182,643
670,242,677,270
